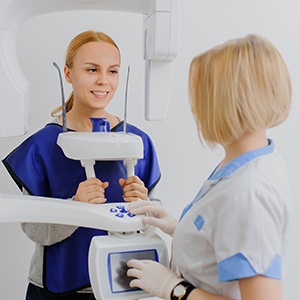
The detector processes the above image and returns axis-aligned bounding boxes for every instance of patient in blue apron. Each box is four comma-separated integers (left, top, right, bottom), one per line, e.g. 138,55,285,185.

2,30,161,300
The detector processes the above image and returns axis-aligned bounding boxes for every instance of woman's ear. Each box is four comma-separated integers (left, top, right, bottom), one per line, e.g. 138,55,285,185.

64,65,72,83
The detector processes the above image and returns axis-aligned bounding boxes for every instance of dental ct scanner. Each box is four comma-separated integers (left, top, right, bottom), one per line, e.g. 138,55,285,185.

0,0,178,299
0,0,179,137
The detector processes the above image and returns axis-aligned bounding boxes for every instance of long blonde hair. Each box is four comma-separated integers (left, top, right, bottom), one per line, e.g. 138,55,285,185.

188,34,292,148
51,30,120,117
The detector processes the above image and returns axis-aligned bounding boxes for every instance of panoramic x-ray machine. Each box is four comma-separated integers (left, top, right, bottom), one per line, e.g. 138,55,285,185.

0,0,179,299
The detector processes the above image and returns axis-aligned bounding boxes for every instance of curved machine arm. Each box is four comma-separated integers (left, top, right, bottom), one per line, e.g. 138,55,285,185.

0,192,146,233
0,0,179,137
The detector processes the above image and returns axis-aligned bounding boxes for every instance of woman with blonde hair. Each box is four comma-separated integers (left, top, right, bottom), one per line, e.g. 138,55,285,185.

3,30,161,299
126,34,292,300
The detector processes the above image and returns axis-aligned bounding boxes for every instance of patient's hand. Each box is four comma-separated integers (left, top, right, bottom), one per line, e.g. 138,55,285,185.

119,176,148,202
74,177,109,204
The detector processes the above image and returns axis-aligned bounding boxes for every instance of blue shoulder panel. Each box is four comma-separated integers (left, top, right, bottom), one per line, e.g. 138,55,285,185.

217,252,282,282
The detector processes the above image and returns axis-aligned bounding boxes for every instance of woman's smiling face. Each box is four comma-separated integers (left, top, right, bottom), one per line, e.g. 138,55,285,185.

64,41,120,114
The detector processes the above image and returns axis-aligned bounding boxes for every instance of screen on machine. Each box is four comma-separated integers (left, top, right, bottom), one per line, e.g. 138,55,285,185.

108,249,158,293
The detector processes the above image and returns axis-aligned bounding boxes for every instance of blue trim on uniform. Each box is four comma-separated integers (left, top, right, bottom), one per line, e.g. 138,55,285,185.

194,215,205,231
218,252,282,282
264,254,282,279
180,187,203,220
209,139,274,181
180,139,275,220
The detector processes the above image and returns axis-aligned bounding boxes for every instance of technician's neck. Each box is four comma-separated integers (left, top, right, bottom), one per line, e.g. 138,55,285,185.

220,130,268,168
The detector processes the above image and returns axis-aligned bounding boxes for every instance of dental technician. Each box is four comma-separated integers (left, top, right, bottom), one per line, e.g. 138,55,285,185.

127,34,292,300
2,30,161,300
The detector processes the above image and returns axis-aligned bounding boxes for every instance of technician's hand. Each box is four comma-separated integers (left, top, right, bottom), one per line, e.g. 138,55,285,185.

128,199,178,236
74,177,109,204
119,176,148,202
127,259,182,300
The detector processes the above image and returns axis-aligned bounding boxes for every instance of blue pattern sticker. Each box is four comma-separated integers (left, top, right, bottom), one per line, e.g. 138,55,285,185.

194,215,205,231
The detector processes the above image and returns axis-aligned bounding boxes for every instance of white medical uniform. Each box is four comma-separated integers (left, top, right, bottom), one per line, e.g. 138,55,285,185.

171,140,291,299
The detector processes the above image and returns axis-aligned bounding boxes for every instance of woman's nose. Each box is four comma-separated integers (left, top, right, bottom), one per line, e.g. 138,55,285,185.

96,73,108,85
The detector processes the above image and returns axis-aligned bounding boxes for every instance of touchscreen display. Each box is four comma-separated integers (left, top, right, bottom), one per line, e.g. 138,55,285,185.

108,249,158,293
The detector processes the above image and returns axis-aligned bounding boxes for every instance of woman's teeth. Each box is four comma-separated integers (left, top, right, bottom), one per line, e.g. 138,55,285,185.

92,91,107,96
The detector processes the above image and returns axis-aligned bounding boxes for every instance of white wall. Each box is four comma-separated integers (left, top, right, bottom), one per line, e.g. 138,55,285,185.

1,0,299,299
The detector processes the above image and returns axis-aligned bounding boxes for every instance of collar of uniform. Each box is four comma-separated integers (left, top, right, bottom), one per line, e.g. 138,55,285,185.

208,138,274,181
179,139,274,220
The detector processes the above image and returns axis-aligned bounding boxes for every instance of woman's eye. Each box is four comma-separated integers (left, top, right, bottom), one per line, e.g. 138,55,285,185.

110,69,118,74
88,68,97,72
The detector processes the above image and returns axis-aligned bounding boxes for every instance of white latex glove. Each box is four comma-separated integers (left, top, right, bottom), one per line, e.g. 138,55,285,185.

127,259,183,300
127,199,178,236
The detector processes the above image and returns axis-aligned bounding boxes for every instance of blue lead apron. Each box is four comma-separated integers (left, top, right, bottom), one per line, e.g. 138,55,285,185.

3,122,161,295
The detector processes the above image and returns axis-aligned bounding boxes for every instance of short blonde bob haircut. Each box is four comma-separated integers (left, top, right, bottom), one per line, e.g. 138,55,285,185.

188,34,292,148
52,30,120,117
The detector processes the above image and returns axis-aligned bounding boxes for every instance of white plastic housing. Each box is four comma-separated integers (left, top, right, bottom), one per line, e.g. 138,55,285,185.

57,132,143,161
89,233,169,300
0,0,179,137
57,131,144,178
0,193,146,232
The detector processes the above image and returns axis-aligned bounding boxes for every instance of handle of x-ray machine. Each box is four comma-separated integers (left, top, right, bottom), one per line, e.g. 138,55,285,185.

0,192,146,232
0,0,179,137
80,159,137,178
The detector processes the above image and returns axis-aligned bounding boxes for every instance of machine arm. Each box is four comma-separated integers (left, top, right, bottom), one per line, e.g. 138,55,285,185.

0,192,146,232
